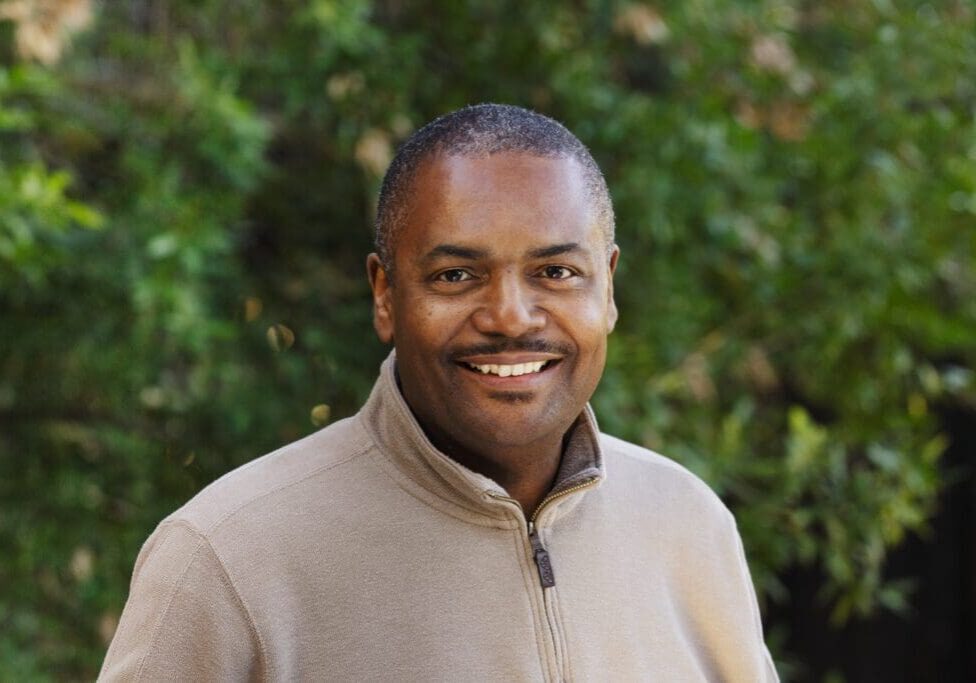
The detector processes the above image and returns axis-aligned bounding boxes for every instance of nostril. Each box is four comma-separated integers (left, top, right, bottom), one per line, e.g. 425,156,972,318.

472,300,545,336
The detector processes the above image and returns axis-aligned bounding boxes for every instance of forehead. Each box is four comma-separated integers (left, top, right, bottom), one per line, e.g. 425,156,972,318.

397,152,600,257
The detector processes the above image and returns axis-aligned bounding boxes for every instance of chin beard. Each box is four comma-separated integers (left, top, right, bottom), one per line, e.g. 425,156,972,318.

486,391,535,403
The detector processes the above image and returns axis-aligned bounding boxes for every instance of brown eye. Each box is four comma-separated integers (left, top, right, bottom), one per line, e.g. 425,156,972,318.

435,268,474,283
541,265,574,279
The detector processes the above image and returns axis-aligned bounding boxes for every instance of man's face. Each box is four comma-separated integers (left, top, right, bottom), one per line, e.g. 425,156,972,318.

368,152,618,454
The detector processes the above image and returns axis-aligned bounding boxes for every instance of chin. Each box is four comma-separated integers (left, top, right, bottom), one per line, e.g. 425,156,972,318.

459,401,578,448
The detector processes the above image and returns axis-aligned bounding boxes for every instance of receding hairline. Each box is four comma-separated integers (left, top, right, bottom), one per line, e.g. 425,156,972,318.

390,149,613,254
406,147,607,231
407,148,596,195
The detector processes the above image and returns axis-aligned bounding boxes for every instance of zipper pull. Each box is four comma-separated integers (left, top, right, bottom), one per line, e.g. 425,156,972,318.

528,523,556,588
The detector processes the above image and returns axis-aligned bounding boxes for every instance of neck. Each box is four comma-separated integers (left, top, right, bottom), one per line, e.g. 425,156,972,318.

416,418,565,519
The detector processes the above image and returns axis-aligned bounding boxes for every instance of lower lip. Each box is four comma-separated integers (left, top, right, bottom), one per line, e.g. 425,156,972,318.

456,362,560,387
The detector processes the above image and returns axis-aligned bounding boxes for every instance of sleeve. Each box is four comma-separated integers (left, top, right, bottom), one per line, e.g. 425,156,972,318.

729,516,781,683
671,495,780,683
706,509,781,683
98,521,264,682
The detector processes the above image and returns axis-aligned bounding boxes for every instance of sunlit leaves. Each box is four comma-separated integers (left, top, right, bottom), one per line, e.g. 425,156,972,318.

0,159,102,286
266,323,295,352
0,0,94,65
310,403,331,426
354,127,393,177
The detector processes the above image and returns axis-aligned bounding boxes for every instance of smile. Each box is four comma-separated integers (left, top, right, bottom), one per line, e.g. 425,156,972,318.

463,360,555,377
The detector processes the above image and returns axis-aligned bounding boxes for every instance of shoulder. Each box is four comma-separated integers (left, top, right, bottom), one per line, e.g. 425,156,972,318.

598,432,734,526
102,416,381,677
164,414,375,538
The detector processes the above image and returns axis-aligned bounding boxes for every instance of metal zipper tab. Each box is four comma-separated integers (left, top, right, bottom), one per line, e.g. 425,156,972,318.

528,523,556,588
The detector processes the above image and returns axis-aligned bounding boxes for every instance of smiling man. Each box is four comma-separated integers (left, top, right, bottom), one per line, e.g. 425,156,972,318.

100,104,779,681
368,146,617,520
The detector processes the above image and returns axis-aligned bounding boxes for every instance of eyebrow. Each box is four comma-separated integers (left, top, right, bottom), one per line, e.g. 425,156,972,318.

528,243,581,259
422,241,582,262
423,244,488,262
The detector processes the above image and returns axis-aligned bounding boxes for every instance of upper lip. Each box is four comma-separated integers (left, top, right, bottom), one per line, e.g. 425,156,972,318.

455,353,563,365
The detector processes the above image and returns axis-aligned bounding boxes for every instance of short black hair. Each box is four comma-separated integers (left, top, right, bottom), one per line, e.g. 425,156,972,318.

374,103,615,273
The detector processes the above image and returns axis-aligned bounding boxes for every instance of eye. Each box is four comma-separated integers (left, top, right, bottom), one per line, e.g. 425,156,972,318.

540,265,575,280
434,268,475,283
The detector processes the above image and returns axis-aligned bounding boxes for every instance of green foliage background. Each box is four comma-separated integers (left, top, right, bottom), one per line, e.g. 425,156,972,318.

1,1,974,679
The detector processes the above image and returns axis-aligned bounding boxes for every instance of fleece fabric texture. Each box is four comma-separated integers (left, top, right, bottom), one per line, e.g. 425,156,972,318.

100,353,779,682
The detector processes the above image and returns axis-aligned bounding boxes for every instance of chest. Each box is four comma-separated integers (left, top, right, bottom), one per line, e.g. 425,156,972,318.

240,519,717,682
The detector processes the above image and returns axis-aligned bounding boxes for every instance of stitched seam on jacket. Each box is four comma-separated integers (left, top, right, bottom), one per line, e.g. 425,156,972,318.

361,375,516,513
138,438,373,678
133,527,208,681
361,431,516,528
363,416,491,503
171,519,269,681
548,579,573,682
204,438,373,535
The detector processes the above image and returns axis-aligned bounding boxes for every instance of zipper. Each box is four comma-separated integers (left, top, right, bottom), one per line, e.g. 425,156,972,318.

528,522,556,588
529,477,598,526
528,477,598,587
488,476,598,682
488,477,598,588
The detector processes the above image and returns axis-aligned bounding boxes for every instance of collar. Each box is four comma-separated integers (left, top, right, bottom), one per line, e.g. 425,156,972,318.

358,350,605,528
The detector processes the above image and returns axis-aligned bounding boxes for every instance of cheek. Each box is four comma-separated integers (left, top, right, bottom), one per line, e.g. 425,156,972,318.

395,296,466,347
558,293,614,339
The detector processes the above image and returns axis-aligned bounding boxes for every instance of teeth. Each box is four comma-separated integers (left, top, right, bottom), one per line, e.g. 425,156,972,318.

466,361,549,376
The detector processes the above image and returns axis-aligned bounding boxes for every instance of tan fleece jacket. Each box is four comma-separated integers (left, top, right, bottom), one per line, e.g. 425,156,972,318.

100,354,779,681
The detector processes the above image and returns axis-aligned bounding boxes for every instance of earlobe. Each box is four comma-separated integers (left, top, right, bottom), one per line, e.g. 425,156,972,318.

366,253,395,344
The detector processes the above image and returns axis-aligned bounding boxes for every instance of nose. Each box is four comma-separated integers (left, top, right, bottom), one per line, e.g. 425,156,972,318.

471,271,546,338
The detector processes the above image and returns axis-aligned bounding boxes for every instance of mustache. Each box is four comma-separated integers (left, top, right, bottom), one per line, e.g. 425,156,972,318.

449,338,572,359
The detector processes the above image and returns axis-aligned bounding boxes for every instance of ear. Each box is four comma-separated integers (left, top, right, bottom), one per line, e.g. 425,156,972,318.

606,245,620,333
367,253,395,344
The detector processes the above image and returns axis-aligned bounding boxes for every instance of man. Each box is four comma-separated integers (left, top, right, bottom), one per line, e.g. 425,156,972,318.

100,104,778,681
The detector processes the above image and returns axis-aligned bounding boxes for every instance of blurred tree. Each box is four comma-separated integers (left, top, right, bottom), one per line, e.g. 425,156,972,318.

0,0,973,679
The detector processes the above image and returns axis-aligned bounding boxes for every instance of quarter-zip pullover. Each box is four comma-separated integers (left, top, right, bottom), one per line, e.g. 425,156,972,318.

100,353,779,681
